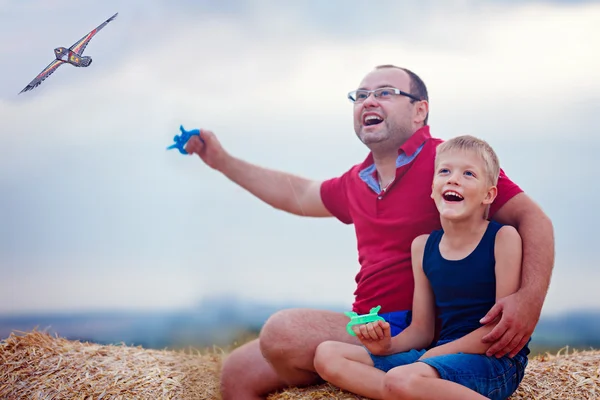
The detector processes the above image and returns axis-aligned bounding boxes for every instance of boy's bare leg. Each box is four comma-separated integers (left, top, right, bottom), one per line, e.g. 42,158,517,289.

220,308,359,400
383,363,488,400
314,341,386,399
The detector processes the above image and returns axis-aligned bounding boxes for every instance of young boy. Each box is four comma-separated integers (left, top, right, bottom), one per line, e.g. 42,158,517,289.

313,135,530,400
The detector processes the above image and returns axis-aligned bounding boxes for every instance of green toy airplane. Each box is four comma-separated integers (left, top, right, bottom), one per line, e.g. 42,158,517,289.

344,305,385,336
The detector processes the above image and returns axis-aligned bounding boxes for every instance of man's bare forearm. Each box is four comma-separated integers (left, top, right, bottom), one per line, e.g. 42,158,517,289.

218,154,330,217
516,210,555,307
494,194,555,308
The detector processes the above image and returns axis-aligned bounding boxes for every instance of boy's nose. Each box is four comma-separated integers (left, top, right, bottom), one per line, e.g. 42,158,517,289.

446,174,460,185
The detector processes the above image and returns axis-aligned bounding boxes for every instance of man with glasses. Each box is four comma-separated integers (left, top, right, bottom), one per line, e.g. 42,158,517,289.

184,65,554,400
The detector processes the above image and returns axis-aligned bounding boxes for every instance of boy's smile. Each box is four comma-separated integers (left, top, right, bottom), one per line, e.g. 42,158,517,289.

442,190,464,202
432,149,496,221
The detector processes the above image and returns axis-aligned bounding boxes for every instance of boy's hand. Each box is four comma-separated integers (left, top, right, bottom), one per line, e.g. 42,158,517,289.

184,129,229,171
353,320,392,356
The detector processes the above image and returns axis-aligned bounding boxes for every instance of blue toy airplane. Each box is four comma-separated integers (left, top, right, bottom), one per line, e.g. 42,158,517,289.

167,125,204,155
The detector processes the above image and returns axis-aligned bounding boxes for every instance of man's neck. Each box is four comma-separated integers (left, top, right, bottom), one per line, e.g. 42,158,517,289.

369,124,423,187
373,151,398,188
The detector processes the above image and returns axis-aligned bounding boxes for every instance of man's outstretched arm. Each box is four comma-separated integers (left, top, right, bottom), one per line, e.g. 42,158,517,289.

185,130,332,218
219,156,331,217
482,192,555,357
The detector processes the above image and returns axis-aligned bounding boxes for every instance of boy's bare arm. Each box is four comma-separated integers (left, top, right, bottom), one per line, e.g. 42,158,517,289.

420,226,523,359
493,225,523,300
388,234,437,354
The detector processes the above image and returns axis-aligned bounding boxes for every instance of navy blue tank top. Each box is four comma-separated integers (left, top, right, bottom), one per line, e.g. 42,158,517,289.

423,220,503,342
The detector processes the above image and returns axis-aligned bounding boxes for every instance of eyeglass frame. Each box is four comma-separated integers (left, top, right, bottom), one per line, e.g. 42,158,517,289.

347,87,422,104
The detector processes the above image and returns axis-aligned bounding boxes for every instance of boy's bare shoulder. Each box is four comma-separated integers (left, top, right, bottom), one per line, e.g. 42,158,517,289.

411,234,430,253
495,224,521,245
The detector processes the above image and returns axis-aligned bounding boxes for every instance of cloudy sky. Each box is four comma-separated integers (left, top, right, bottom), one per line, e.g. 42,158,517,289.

0,0,598,317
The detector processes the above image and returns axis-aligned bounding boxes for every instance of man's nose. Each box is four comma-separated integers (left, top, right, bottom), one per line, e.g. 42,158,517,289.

362,92,379,107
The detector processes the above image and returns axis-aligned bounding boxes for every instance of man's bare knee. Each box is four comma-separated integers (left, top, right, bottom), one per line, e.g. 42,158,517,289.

259,308,357,369
261,310,290,338
260,309,310,363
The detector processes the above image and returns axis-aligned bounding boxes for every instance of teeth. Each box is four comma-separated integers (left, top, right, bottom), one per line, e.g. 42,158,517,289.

364,115,382,122
444,191,463,199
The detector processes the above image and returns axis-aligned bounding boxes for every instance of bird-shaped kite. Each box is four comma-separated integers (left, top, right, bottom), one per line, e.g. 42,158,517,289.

19,12,118,94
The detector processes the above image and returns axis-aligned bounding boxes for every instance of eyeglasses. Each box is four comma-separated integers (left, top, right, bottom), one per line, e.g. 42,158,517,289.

347,87,421,103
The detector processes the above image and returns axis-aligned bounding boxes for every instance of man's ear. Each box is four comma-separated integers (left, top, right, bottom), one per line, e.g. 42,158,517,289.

415,100,429,125
483,186,498,205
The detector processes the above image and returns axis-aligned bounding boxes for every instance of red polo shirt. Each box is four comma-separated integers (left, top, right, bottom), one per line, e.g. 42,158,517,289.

320,126,523,315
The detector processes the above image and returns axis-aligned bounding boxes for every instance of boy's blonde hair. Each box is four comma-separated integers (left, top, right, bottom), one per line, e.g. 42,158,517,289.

435,135,500,186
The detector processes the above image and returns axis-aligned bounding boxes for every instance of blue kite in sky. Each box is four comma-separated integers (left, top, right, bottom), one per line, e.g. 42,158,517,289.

19,12,118,94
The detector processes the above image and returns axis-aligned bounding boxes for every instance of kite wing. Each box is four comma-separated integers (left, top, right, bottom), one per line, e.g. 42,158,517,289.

19,59,66,94
68,12,118,55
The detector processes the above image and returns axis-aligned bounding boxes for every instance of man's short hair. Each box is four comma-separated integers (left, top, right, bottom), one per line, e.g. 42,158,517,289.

375,64,429,125
435,135,501,186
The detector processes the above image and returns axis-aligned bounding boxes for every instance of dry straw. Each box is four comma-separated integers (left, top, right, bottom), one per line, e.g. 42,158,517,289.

1,330,598,399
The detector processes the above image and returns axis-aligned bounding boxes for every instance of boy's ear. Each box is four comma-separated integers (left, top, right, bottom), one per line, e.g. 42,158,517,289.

483,186,498,205
430,183,434,200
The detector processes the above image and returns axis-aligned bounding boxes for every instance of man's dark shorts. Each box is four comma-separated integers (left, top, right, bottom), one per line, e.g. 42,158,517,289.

380,309,412,336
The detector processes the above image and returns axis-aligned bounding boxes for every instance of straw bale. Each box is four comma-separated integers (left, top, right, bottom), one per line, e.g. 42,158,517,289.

0,330,222,399
1,330,598,399
267,347,600,400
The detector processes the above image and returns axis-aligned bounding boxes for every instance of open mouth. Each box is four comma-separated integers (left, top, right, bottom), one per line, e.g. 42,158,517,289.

443,190,464,202
363,114,383,126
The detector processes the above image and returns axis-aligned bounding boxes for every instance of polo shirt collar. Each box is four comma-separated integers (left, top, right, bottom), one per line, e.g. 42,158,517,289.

359,125,431,169
400,125,431,157
357,125,431,193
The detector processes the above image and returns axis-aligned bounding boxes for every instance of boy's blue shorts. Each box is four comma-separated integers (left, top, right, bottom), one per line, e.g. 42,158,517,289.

368,326,530,400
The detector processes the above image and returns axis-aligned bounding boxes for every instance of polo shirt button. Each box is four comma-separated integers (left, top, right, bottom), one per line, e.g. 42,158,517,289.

378,196,382,200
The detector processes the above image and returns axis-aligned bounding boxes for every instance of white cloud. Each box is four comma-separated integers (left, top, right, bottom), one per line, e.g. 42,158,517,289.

1,0,597,315
4,1,598,146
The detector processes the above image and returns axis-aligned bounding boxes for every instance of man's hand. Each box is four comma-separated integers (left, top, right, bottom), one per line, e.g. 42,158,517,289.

480,290,541,358
353,320,393,356
184,129,229,171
